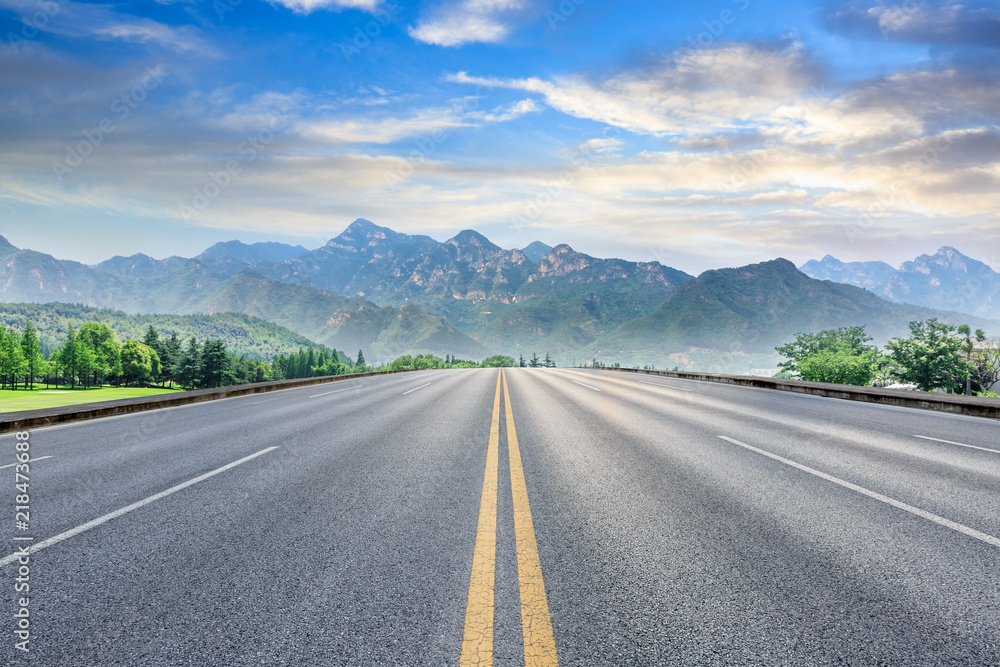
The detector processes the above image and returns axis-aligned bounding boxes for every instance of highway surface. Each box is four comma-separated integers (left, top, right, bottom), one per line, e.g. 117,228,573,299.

2,367,998,665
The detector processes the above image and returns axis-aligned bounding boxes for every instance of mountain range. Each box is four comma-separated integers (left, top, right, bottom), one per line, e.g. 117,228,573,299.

800,247,1000,319
2,221,997,371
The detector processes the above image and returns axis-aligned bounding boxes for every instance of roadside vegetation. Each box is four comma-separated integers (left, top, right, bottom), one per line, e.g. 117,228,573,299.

0,317,363,398
0,315,539,411
775,319,999,396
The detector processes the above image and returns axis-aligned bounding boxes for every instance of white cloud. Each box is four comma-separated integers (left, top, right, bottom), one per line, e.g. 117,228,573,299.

478,98,541,122
408,0,525,47
301,108,474,144
449,43,819,135
270,0,381,14
300,98,540,144
0,0,218,55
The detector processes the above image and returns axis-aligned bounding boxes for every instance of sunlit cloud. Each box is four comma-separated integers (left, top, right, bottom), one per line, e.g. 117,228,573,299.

269,0,381,14
409,0,526,47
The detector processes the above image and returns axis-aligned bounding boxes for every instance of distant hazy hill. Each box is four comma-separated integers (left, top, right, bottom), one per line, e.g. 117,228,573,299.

800,247,1000,319
799,255,896,289
0,303,328,360
197,240,309,264
521,241,553,262
588,258,1000,369
0,236,487,362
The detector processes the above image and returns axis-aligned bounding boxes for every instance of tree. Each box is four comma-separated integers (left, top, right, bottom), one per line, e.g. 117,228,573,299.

200,339,230,388
518,354,526,368
971,336,1000,395
76,342,98,388
481,355,516,368
356,349,365,367
160,332,182,387
176,338,202,388
120,340,155,386
62,325,79,388
885,319,972,393
957,325,986,395
543,352,556,368
142,325,160,351
1,327,25,390
20,320,42,389
776,326,881,386
78,322,121,386
529,352,541,368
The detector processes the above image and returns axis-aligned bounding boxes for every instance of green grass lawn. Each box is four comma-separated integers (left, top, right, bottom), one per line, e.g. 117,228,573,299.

0,386,180,413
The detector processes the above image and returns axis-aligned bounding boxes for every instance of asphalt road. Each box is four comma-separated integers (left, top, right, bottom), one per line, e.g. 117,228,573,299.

1,368,998,665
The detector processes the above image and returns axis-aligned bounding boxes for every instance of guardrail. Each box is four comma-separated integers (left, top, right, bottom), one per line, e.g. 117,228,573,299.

0,369,420,434
603,368,1000,420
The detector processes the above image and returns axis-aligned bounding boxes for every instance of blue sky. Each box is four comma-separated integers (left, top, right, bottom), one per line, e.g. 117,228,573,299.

1,0,998,273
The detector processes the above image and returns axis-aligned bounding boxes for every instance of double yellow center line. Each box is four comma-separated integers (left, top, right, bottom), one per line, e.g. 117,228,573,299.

460,369,558,667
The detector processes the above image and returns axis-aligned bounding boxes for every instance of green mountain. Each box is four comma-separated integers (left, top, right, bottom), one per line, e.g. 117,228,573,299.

246,220,693,354
0,303,328,360
0,237,487,362
185,270,490,362
587,258,1000,371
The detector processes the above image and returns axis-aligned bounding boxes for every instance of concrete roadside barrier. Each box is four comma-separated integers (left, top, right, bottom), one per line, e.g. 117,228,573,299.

604,368,1000,420
0,368,420,433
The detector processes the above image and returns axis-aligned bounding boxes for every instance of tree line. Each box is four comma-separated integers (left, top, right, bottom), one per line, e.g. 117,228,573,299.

776,318,1000,395
0,318,364,391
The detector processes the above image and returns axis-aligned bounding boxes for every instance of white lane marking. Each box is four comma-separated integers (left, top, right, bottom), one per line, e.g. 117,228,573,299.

402,383,432,395
0,447,279,568
571,380,602,392
308,386,357,399
0,456,53,470
717,436,1000,549
913,435,999,455
638,381,692,392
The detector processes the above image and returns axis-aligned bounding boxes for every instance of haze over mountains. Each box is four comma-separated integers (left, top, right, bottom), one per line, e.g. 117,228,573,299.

800,247,1000,320
2,220,997,371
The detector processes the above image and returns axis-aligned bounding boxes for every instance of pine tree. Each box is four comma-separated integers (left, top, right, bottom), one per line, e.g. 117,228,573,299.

177,337,202,389
518,354,526,368
543,352,555,368
356,349,365,367
529,352,541,367
19,321,42,389
161,332,182,387
200,339,230,388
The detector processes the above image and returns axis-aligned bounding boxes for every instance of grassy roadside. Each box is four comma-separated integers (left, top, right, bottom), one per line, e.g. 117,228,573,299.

0,386,181,413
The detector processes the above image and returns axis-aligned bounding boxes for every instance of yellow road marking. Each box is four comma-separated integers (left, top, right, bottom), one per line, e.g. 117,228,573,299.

503,369,559,667
459,369,502,666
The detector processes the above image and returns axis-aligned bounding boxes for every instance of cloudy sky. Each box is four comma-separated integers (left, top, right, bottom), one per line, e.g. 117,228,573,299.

1,0,998,273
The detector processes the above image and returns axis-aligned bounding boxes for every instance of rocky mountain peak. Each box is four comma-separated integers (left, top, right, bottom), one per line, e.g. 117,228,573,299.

447,229,501,252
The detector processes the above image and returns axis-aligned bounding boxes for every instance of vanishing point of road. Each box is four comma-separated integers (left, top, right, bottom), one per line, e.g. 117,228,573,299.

2,368,998,665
